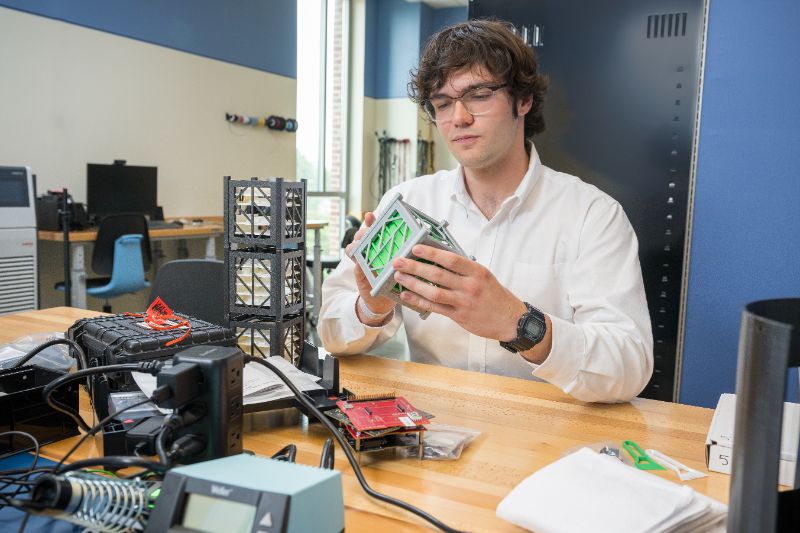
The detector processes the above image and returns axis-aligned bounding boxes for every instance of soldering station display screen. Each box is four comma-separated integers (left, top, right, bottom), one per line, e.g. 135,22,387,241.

181,493,256,533
0,172,29,208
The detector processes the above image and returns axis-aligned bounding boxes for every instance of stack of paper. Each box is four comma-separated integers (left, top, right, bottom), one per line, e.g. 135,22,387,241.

131,356,323,411
497,447,726,533
242,356,322,404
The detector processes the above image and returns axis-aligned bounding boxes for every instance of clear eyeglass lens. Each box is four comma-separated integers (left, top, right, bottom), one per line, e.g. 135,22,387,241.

426,87,498,122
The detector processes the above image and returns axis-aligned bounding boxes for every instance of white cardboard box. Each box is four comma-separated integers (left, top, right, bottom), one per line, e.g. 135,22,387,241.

706,393,799,486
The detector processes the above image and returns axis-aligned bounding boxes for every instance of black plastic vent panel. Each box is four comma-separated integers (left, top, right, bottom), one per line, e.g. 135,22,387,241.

647,13,688,38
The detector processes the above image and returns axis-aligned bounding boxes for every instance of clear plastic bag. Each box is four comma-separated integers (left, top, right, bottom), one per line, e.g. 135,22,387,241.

0,332,74,373
399,424,482,460
562,440,625,462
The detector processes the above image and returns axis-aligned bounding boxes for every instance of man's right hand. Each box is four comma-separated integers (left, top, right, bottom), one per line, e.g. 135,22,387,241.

346,212,395,324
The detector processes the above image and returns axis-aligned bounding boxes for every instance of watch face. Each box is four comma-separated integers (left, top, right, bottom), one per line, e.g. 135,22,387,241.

522,315,545,341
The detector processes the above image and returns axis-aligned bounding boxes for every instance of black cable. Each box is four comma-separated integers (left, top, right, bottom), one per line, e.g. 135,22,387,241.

0,479,35,486
56,456,167,475
69,331,95,401
319,438,334,469
42,361,164,432
271,444,297,463
0,432,39,492
0,403,168,532
0,432,40,519
0,467,53,478
155,426,172,466
244,356,467,533
166,435,205,464
54,395,159,472
49,394,91,433
11,338,86,371
10,337,93,424
154,405,206,467
0,467,58,514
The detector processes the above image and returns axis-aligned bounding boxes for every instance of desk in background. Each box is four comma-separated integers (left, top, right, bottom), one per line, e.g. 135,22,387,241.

38,221,223,308
306,220,328,337
0,307,729,532
39,219,330,317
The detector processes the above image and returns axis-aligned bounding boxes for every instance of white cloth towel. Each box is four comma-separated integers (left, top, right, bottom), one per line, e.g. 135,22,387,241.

496,447,726,533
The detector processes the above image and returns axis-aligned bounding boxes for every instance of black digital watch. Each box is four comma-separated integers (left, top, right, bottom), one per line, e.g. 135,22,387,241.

500,302,547,353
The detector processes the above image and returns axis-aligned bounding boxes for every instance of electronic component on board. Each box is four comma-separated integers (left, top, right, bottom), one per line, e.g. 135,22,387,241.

328,395,432,458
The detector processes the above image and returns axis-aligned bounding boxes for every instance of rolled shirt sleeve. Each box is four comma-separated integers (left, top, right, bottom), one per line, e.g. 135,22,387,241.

317,255,402,355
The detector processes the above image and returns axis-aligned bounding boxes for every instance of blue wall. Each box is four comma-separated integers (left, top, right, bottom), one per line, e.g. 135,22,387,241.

365,0,421,99
0,0,296,78
364,0,379,98
420,5,469,51
364,0,467,99
680,0,800,407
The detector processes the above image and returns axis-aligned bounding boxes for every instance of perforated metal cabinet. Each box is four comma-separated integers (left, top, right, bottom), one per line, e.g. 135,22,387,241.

470,0,705,401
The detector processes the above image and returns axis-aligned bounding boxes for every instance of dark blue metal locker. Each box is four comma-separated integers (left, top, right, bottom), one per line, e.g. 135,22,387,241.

469,0,707,401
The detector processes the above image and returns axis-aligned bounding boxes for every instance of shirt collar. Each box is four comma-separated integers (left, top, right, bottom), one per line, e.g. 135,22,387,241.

449,142,544,217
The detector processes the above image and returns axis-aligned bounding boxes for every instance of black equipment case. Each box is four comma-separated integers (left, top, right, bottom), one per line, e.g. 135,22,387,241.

68,314,236,419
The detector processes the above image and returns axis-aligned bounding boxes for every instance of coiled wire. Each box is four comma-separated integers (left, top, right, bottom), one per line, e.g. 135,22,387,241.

30,472,158,533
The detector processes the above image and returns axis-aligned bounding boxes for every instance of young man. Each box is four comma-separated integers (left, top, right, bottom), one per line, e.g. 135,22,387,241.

318,20,653,403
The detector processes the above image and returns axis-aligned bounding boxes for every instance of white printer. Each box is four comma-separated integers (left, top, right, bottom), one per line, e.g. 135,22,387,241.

0,166,37,315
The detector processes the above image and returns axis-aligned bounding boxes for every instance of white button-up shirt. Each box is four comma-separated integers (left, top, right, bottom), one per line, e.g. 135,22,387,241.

319,146,653,403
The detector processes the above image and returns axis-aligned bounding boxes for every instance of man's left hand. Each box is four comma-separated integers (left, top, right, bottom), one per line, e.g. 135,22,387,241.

392,244,527,342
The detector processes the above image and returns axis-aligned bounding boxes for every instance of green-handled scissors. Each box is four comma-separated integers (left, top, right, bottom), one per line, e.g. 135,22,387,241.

622,440,666,470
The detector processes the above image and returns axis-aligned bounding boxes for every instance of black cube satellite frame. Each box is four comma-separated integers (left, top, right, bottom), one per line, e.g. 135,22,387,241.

223,176,307,365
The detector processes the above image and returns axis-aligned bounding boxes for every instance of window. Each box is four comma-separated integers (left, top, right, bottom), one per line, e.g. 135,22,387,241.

297,0,349,256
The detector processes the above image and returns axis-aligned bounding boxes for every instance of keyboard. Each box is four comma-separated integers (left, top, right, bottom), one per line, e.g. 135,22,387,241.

147,220,184,230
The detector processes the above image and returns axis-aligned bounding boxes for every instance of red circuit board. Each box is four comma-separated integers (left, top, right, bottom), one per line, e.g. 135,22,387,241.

336,396,430,431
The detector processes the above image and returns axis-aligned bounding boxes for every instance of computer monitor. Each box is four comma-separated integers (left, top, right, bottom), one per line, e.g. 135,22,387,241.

86,163,158,219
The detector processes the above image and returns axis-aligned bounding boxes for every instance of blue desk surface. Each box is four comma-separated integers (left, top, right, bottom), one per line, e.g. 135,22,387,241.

0,453,79,532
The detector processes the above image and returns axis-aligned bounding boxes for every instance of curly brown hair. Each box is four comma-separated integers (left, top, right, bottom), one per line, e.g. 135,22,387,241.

409,19,548,140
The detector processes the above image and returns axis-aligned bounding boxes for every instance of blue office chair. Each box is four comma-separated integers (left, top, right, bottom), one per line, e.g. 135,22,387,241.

85,234,150,311
56,214,152,312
